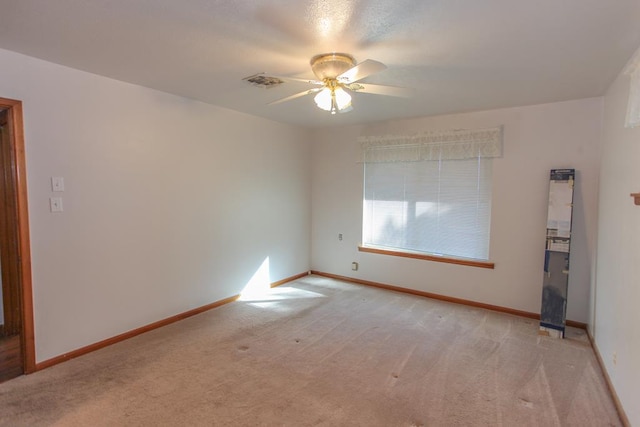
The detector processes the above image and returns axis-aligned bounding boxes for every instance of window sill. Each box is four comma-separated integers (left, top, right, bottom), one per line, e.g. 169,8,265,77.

358,245,495,269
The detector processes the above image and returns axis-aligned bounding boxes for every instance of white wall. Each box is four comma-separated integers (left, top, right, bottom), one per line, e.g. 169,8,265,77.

311,98,602,323
0,48,311,362
596,69,640,425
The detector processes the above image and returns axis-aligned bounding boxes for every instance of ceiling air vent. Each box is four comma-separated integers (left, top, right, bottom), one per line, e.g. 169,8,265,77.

243,73,284,88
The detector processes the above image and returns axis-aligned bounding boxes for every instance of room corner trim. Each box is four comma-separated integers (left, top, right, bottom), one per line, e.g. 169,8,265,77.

587,331,630,426
310,270,587,329
271,271,310,288
35,271,310,372
35,294,240,371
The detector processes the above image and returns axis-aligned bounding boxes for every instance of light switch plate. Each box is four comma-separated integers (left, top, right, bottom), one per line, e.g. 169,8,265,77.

50,197,63,212
51,176,65,192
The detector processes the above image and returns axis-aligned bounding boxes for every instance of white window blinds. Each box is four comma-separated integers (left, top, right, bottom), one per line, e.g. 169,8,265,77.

360,127,502,261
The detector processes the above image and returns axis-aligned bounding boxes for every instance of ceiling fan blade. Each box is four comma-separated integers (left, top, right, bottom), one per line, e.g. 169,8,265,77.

345,82,412,97
268,88,322,105
337,59,387,83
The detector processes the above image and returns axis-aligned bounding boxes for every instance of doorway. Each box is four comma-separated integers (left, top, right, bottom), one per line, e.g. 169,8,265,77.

0,97,35,383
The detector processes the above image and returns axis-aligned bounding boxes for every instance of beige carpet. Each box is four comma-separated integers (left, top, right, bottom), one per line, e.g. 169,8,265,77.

0,275,621,426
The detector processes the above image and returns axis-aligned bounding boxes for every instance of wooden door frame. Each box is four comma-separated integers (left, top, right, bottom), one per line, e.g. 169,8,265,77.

0,97,35,373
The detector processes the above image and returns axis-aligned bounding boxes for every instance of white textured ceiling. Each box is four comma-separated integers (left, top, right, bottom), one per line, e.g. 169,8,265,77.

1,0,640,128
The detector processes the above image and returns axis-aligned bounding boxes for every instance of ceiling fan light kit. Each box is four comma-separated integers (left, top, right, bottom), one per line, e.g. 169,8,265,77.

266,52,407,115
314,82,352,115
310,53,356,80
309,53,355,114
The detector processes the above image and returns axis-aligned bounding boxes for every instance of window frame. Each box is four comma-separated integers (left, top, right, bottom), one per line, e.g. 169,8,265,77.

358,127,501,269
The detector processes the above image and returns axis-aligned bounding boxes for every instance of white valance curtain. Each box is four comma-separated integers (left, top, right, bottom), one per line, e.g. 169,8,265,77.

357,126,503,163
624,46,640,128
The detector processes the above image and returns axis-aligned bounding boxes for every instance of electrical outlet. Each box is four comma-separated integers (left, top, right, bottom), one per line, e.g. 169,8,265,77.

338,233,343,241
612,352,617,366
351,262,358,271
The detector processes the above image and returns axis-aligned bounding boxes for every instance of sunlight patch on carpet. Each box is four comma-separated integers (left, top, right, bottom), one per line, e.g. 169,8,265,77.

239,257,325,306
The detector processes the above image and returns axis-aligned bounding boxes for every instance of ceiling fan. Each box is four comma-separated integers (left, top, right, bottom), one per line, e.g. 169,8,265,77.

268,53,410,114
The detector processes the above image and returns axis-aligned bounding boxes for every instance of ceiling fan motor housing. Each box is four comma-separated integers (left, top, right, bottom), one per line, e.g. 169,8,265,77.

310,53,356,80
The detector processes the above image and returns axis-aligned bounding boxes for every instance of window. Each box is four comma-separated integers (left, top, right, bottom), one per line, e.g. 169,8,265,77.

359,127,502,262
